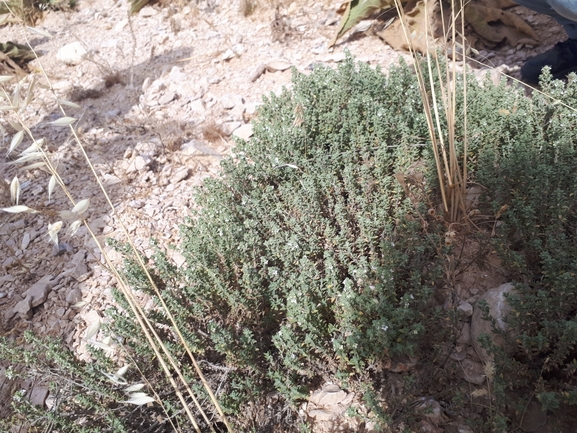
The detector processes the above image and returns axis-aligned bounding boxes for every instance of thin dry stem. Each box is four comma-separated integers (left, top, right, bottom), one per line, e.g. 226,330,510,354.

394,0,470,222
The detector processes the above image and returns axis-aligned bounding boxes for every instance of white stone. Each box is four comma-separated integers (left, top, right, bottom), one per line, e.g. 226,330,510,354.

57,42,88,66
221,121,242,136
232,123,253,141
170,166,190,184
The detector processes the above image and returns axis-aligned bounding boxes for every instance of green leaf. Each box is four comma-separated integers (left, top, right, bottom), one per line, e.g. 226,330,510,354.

130,0,151,14
329,0,394,47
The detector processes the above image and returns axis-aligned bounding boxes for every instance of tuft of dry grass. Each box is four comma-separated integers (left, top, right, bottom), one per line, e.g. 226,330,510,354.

393,0,469,224
103,70,124,88
202,121,227,143
240,0,258,17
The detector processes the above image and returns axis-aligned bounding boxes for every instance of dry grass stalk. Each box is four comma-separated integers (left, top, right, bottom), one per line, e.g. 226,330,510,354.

240,0,258,17
393,0,468,223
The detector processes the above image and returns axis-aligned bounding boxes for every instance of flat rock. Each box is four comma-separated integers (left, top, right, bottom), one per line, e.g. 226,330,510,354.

458,323,471,344
29,385,49,406
65,250,89,280
221,121,243,136
66,288,82,305
417,398,443,425
27,275,59,308
310,387,348,407
126,155,152,173
308,408,336,421
159,91,176,105
221,93,242,109
171,166,190,184
21,232,31,250
13,297,33,317
307,383,355,423
181,141,221,157
416,420,444,433
461,358,485,385
457,300,473,317
232,123,253,141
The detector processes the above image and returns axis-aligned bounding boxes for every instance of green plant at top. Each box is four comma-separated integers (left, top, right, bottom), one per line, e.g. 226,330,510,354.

0,0,76,25
113,57,577,430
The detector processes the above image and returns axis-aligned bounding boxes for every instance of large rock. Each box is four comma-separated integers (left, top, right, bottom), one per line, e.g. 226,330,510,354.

470,283,517,362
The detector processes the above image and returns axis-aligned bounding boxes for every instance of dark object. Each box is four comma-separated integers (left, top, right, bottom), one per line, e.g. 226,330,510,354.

521,38,577,83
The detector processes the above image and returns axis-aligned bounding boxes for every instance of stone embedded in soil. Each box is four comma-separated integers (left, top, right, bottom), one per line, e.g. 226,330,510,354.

159,91,176,105
181,140,222,157
233,123,254,141
417,398,443,425
29,385,49,406
450,350,467,361
308,408,337,421
12,275,60,318
66,288,82,305
458,323,471,344
21,232,31,250
13,298,33,318
457,300,473,318
306,383,358,431
57,42,88,66
310,385,348,407
171,251,186,268
170,166,190,184
27,275,59,308
416,420,444,433
460,358,485,385
221,121,243,136
127,155,152,173
64,250,89,281
470,282,517,362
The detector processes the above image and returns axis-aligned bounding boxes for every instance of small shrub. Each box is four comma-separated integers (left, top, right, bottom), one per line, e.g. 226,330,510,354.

113,55,450,429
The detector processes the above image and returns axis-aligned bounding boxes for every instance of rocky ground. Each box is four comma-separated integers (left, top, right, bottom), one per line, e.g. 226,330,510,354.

0,0,568,431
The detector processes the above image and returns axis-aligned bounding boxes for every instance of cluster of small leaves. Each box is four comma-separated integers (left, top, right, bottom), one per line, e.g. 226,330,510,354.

472,69,577,421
